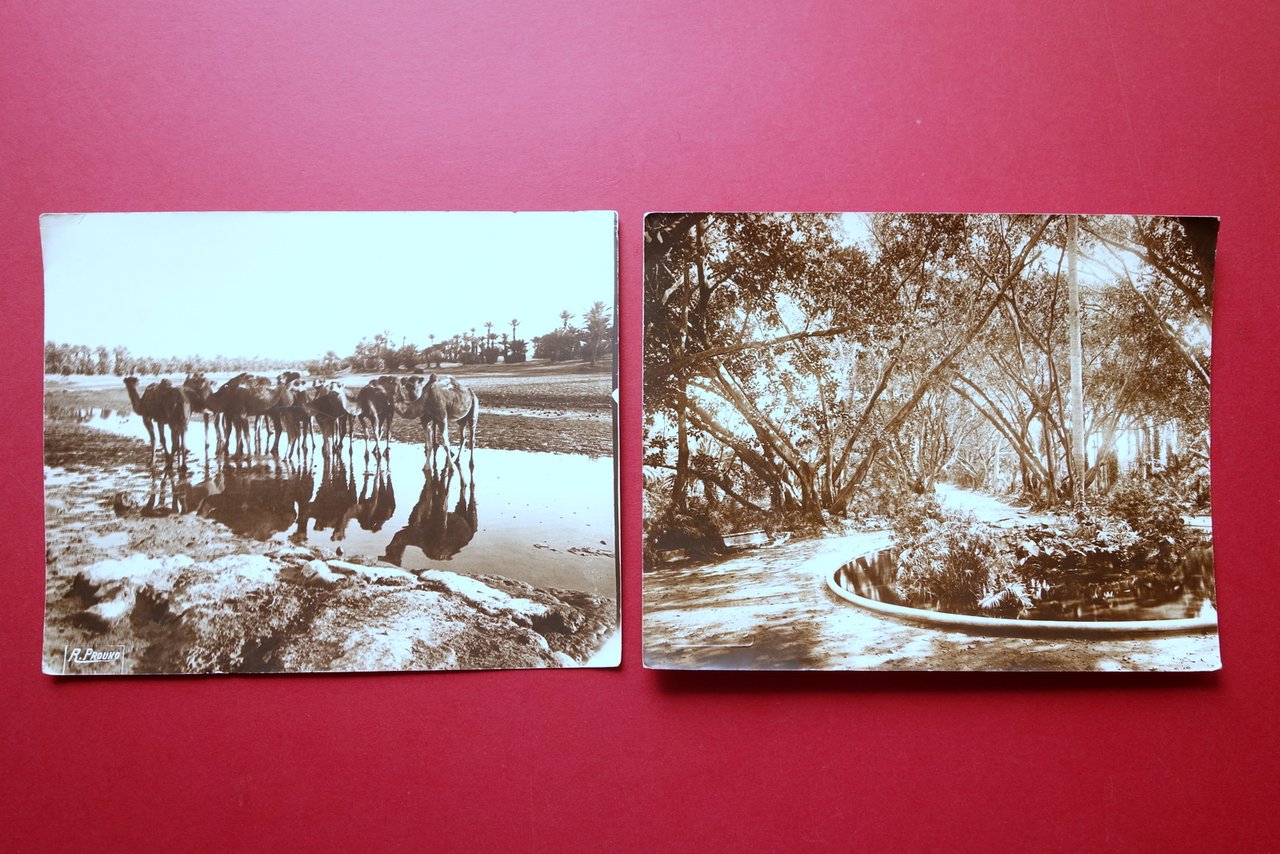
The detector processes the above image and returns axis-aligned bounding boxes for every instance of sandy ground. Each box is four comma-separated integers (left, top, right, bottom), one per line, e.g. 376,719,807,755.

644,490,1220,672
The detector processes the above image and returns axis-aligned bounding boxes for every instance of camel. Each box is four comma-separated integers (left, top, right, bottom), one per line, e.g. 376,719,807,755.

269,376,324,460
401,374,479,475
123,377,190,468
224,375,303,458
209,372,254,454
354,375,406,460
122,377,160,457
306,381,362,454
398,375,426,409
350,371,430,458
182,372,249,454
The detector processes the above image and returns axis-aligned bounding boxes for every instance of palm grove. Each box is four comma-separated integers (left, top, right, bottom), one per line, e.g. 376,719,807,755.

643,213,1213,548
45,302,614,376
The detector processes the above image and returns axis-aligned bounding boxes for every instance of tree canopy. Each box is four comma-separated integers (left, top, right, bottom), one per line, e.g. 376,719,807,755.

644,213,1213,530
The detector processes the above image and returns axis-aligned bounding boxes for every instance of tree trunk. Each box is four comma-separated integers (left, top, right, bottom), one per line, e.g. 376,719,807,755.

1067,214,1087,510
674,388,690,511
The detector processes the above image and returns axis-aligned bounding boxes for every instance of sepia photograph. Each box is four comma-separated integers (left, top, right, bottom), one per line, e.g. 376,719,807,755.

43,210,618,674
643,212,1217,671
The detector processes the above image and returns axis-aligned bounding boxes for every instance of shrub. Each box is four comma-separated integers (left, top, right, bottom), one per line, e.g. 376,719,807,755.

643,474,729,563
889,493,943,545
646,506,725,560
1013,513,1141,570
893,512,1019,613
1105,477,1187,554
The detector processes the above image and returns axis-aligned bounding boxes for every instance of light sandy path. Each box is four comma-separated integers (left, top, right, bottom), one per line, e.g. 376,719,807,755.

643,490,1219,671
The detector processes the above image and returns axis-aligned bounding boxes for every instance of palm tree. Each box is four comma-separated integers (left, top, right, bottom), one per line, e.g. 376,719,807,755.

583,301,610,367
559,310,572,331
510,318,519,342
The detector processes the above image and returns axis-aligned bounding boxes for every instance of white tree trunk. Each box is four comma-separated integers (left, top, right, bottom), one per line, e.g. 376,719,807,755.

1068,215,1087,510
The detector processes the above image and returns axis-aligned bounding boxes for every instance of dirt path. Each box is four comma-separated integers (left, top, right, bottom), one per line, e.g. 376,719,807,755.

643,526,1219,672
933,482,1055,525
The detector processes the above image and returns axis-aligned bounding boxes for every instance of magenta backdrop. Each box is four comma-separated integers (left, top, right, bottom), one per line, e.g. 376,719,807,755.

4,2,1279,851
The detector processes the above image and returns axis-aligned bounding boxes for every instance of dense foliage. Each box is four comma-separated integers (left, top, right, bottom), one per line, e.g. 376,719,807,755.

885,486,1210,619
42,342,305,377
893,512,1026,614
644,213,1212,550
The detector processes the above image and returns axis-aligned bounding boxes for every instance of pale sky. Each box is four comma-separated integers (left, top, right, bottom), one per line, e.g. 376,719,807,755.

837,212,873,247
43,211,616,361
837,211,1133,290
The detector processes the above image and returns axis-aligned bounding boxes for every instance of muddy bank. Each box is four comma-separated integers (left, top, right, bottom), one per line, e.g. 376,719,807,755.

45,420,617,674
388,410,612,458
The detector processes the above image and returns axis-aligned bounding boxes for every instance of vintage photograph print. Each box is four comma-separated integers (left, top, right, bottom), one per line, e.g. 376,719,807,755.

643,213,1218,671
43,211,618,674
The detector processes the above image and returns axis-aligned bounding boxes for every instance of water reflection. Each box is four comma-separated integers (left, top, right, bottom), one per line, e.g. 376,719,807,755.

133,441,477,559
49,405,616,594
197,462,315,540
140,461,316,540
837,547,1216,622
382,468,478,565
355,463,397,534
294,455,398,542
301,454,358,542
48,406,101,424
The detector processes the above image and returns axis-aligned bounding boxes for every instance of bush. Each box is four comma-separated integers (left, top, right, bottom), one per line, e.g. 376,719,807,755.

646,506,725,560
893,511,1020,613
1013,513,1141,570
642,474,727,564
889,493,943,545
1105,477,1186,554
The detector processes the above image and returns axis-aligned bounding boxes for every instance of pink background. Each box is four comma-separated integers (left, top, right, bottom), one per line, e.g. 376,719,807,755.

4,2,1278,850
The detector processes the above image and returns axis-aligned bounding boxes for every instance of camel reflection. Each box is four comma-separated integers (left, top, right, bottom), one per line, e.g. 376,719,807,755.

298,453,357,542
294,453,397,542
138,469,188,517
194,462,314,539
381,467,478,565
139,461,315,540
355,464,396,533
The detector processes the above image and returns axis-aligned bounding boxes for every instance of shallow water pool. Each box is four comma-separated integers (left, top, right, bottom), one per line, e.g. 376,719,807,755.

47,408,617,596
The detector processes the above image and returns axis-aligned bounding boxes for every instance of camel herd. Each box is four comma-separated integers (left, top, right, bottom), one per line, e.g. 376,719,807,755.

122,371,480,473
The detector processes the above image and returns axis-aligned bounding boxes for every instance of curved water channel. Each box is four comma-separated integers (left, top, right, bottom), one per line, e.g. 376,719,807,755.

836,547,1215,623
52,408,616,597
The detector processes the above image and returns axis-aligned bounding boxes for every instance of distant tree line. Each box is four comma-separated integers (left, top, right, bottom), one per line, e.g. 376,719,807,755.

43,342,304,377
308,303,614,375
46,302,615,377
